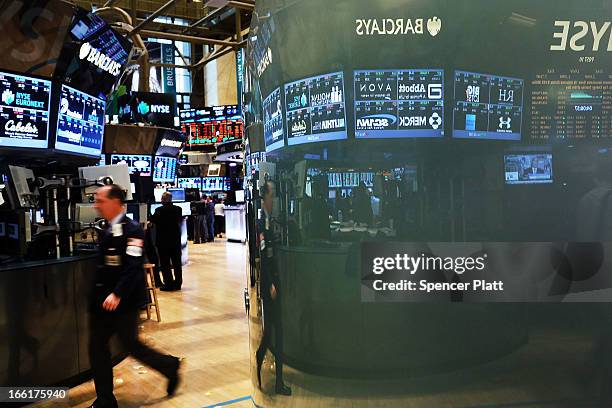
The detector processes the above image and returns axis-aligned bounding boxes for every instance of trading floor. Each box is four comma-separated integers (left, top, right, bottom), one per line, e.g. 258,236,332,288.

27,238,597,408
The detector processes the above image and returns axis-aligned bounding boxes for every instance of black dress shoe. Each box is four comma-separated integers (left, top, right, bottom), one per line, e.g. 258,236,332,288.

89,399,118,408
275,383,292,396
167,356,182,396
160,285,175,292
256,353,263,390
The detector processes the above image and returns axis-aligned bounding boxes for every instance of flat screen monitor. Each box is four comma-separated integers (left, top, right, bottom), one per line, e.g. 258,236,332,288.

152,156,177,183
263,87,284,151
177,177,201,189
354,69,444,139
180,106,243,146
110,154,152,175
235,190,245,203
453,71,523,140
284,71,347,146
167,187,186,202
55,84,105,157
504,154,553,185
56,8,132,99
202,177,226,191
151,201,191,216
121,91,177,128
0,71,52,149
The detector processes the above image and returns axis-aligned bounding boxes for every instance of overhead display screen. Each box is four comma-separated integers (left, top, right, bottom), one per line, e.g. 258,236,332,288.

453,71,524,140
55,84,105,157
354,69,444,139
530,69,612,141
110,154,152,175
263,87,284,151
504,154,553,185
202,177,230,191
284,71,347,145
56,8,132,98
180,105,243,146
152,156,177,183
0,71,52,149
177,177,202,189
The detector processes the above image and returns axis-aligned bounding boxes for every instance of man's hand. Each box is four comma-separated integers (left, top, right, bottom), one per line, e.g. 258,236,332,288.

102,293,121,311
270,284,277,300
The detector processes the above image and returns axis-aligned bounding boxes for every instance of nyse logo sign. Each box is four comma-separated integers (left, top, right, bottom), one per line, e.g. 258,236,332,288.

550,21,612,51
356,17,442,37
151,105,171,114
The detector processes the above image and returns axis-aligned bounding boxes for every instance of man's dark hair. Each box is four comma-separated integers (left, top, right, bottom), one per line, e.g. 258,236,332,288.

106,184,126,204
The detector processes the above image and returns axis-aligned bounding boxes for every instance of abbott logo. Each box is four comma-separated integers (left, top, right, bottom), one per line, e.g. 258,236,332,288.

427,17,442,36
79,42,122,76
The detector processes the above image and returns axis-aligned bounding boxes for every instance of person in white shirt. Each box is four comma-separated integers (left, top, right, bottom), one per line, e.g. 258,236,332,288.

214,199,225,238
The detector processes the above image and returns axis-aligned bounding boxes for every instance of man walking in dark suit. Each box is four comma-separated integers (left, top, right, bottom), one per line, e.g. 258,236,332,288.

255,181,291,396
89,185,181,408
150,192,184,291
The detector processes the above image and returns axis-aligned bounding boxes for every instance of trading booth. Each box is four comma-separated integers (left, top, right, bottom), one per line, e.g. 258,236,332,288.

244,0,612,401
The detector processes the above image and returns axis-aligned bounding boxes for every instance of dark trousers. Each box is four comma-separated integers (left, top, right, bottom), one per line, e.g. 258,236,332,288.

193,215,207,243
215,215,225,236
256,301,284,387
207,217,215,242
158,245,182,288
89,309,176,407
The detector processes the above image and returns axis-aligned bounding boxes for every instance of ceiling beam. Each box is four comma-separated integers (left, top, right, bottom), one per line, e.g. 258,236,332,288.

130,0,178,36
138,29,238,47
185,6,227,32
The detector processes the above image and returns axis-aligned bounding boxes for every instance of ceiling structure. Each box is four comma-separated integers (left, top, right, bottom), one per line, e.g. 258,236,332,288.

68,0,252,60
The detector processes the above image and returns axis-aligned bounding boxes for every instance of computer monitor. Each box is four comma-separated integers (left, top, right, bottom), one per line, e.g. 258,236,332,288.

110,154,152,176
235,190,245,203
167,188,186,202
152,156,177,183
504,154,553,185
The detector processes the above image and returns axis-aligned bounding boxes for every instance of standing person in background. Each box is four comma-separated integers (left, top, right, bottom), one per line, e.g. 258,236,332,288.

193,196,208,244
150,192,183,291
90,185,181,408
214,198,225,238
206,196,215,242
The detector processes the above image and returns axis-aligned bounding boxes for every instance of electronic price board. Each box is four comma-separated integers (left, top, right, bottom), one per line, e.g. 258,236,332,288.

152,156,177,183
284,71,347,145
177,177,202,189
0,71,52,149
110,154,152,175
263,87,284,151
530,69,611,141
55,84,105,156
354,69,444,139
452,71,523,140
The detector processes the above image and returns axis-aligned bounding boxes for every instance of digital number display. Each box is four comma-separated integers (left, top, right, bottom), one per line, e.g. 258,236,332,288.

453,71,523,140
354,69,444,139
152,156,177,183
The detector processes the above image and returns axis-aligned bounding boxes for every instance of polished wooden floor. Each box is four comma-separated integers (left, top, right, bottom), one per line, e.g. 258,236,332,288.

33,240,599,408
34,239,254,408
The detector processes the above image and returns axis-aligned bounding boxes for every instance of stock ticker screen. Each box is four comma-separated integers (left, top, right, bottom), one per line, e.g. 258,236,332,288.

354,69,444,139
180,106,243,147
453,71,524,140
284,71,347,145
55,84,105,157
110,154,152,175
530,69,612,141
0,71,51,149
263,87,284,151
152,156,177,183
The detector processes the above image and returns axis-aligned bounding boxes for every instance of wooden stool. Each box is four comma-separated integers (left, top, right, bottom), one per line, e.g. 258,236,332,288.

143,263,161,322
